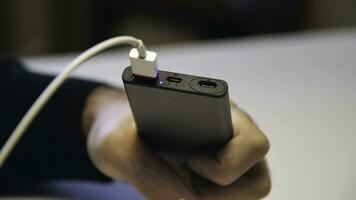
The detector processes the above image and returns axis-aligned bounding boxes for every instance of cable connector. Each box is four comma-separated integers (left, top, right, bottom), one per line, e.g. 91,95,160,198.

129,48,158,78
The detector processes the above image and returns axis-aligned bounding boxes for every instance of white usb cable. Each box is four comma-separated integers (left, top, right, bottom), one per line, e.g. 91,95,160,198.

0,36,158,168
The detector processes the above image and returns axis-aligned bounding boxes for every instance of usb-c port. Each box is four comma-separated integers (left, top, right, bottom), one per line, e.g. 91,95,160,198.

167,77,182,83
198,80,217,89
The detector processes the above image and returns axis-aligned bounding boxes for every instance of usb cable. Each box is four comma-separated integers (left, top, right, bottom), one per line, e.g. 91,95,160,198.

0,36,158,168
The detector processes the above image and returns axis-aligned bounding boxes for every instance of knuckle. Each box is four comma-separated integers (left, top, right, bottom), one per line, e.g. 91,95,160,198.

208,163,236,186
254,175,272,198
88,142,119,178
250,134,270,157
99,133,130,168
209,174,234,186
210,173,235,186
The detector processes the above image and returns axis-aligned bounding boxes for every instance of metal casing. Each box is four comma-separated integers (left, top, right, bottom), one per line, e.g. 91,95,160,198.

122,66,232,151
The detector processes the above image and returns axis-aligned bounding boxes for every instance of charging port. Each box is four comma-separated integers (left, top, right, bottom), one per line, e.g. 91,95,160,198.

198,80,217,89
167,77,182,83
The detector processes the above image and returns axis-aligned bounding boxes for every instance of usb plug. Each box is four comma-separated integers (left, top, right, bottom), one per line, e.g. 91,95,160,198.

129,48,158,78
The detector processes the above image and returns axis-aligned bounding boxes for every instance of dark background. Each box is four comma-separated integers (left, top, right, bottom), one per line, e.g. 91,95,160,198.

0,0,355,56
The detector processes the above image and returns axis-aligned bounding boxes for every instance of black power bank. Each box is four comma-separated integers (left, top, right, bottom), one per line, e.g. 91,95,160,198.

122,66,232,163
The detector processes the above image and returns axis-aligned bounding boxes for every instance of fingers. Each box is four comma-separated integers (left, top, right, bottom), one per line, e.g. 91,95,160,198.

101,117,197,200
188,106,269,186
197,160,271,200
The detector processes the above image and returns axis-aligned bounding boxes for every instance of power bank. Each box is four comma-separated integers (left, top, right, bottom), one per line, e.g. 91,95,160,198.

122,66,232,155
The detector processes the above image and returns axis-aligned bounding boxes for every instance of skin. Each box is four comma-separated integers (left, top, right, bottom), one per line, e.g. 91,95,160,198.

83,87,271,200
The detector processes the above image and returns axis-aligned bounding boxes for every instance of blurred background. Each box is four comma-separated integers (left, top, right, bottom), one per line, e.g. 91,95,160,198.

0,0,355,56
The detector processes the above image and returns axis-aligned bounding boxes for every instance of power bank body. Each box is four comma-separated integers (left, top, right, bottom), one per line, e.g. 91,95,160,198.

122,66,232,153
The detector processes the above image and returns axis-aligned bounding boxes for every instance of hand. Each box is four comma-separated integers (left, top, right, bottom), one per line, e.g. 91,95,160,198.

183,102,271,200
83,87,271,200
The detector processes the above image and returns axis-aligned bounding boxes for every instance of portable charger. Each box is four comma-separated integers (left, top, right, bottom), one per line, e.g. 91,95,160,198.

123,66,233,154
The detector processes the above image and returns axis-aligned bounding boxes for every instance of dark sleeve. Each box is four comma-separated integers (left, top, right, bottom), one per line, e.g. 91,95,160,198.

0,57,110,194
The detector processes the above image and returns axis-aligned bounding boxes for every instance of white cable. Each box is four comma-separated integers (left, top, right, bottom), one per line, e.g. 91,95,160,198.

0,36,147,168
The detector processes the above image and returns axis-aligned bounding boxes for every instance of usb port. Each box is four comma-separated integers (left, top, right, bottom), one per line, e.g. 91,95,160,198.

198,80,217,89
166,76,182,83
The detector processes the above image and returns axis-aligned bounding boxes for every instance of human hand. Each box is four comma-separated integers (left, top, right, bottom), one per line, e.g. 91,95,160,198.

83,87,270,200
182,102,271,200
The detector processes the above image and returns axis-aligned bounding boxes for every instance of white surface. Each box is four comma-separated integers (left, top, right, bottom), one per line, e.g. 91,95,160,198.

25,29,356,200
